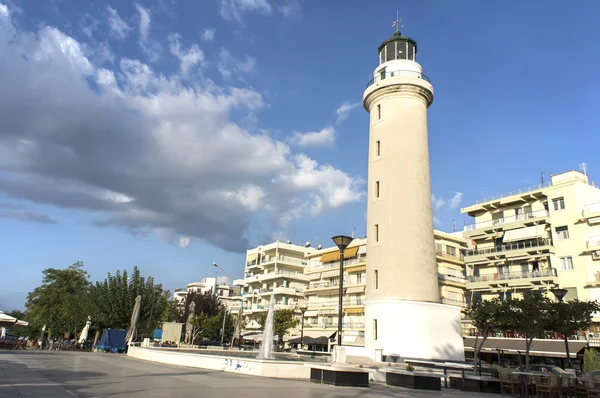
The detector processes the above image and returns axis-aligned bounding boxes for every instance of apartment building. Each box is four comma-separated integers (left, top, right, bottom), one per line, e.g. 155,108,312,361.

234,240,311,331
173,277,241,312
461,170,600,322
436,230,469,309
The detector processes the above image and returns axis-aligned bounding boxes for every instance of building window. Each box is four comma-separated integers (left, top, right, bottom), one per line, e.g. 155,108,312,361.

558,256,574,270
357,273,363,283
552,197,566,211
373,319,378,340
375,270,379,289
375,181,380,198
374,224,379,242
377,104,381,119
376,140,381,156
555,226,570,240
445,245,457,256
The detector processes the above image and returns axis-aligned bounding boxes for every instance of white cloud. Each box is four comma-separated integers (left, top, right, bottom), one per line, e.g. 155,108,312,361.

218,48,256,79
202,28,215,41
448,192,463,209
135,3,161,61
136,3,150,41
431,194,445,211
220,0,300,23
0,15,363,252
168,34,204,76
291,127,335,147
433,216,441,227
179,236,191,248
335,101,360,123
107,6,130,40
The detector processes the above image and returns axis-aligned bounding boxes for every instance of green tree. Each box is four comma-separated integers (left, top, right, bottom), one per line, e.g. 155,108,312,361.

25,261,90,337
584,349,600,373
86,266,169,337
258,309,299,346
465,299,503,375
180,291,224,323
503,293,553,370
188,312,234,344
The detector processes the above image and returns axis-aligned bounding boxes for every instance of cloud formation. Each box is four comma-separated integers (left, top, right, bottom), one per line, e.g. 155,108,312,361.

431,192,463,211
0,204,55,224
107,6,130,40
220,0,300,22
291,127,335,147
202,28,215,41
0,5,363,252
335,102,360,123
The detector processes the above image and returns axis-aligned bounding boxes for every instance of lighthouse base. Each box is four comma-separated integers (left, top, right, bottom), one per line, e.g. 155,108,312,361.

363,300,465,362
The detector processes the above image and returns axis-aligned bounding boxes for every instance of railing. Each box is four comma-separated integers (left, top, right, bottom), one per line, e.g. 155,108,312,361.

308,257,365,271
438,272,467,284
305,322,365,330
587,236,600,248
435,249,464,261
307,299,364,308
467,268,557,283
464,209,549,231
473,181,552,204
584,203,600,216
441,298,469,308
366,70,431,88
464,238,553,257
246,256,308,268
244,271,308,283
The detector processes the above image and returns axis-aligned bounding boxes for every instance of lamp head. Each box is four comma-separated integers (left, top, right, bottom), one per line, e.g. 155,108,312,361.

332,235,353,252
212,262,218,267
551,288,568,302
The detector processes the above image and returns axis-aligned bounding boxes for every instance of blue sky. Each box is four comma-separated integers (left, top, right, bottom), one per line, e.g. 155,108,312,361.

1,0,599,310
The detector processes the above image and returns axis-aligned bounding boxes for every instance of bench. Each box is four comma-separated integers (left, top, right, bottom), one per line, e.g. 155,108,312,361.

310,365,369,387
385,369,441,391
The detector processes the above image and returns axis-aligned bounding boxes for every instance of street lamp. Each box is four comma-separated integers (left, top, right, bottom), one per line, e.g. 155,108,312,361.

551,288,571,368
332,235,353,347
299,306,308,349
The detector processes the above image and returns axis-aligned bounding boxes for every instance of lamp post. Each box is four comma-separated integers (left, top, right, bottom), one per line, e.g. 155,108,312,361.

147,286,161,338
299,306,308,349
551,288,570,368
332,235,353,347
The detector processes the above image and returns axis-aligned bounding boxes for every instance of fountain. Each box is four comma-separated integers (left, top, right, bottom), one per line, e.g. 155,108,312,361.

258,292,275,359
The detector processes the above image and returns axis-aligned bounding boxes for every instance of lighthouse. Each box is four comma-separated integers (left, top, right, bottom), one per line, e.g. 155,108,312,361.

362,21,464,361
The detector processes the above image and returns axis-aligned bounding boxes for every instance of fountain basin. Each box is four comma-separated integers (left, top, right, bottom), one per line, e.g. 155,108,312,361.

128,346,312,379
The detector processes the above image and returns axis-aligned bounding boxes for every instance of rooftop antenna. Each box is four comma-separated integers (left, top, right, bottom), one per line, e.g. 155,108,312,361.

579,162,588,176
452,219,456,232
392,10,403,33
352,226,356,239
540,172,545,185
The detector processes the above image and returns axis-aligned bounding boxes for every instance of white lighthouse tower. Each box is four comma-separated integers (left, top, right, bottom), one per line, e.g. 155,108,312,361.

362,21,464,361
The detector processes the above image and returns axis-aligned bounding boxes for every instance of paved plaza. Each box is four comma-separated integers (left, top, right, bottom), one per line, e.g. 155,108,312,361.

0,351,485,397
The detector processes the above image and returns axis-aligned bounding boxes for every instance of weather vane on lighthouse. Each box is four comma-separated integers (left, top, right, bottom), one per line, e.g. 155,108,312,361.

392,10,403,33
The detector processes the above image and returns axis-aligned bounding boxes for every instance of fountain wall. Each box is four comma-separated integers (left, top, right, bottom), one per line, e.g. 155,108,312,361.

128,346,310,379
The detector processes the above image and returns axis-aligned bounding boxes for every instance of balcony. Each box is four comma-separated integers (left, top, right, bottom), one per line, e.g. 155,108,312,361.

256,286,304,296
305,322,365,330
436,249,464,263
438,272,467,285
441,298,469,308
466,268,558,290
464,238,554,262
587,237,600,251
366,70,431,89
244,271,309,284
583,203,600,218
307,299,364,308
307,257,366,272
464,210,549,234
471,182,552,205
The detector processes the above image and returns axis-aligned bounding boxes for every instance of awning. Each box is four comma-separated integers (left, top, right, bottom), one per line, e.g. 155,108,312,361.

589,217,600,225
344,307,364,314
309,272,322,281
464,337,587,359
346,286,365,294
321,269,340,278
357,245,367,255
319,309,337,315
287,330,335,345
246,253,258,263
318,246,360,263
304,310,319,317
503,225,547,243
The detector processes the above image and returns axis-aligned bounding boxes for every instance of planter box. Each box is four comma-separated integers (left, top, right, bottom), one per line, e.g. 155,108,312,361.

310,367,369,387
462,376,501,394
386,371,441,391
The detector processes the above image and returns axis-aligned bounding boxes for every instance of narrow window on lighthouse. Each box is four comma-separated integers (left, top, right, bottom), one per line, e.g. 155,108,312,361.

375,270,379,289
374,224,379,242
377,104,381,119
375,181,380,198
373,319,378,340
376,140,381,156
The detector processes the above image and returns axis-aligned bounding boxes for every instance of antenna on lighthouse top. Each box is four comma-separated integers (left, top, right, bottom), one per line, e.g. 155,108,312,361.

392,10,403,33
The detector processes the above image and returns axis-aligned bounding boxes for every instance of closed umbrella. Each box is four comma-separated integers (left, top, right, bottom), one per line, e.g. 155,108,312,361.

125,295,142,345
184,302,195,344
78,316,91,344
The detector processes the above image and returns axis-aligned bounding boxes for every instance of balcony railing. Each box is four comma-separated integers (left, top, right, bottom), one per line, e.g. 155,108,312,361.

588,237,600,248
308,257,365,271
305,322,365,330
441,298,469,308
244,271,308,283
366,70,431,88
584,203,600,216
246,256,308,268
438,272,467,284
464,238,553,257
464,210,549,231
435,249,464,261
473,182,552,204
467,268,557,283
307,299,364,308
